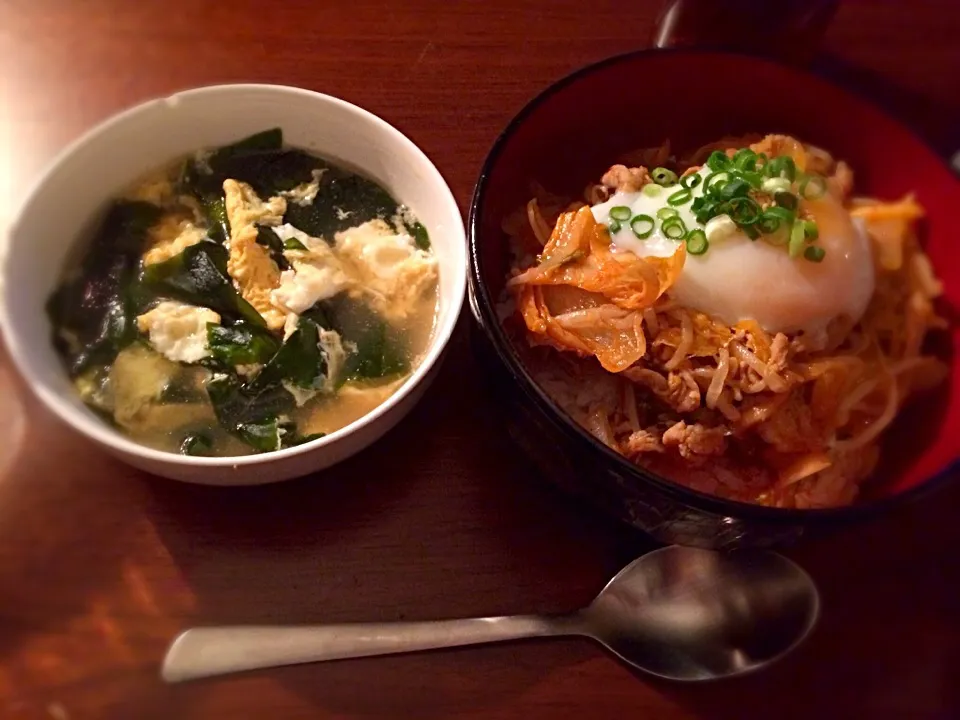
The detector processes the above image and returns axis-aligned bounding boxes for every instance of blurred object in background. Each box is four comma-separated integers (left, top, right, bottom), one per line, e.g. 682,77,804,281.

653,0,841,64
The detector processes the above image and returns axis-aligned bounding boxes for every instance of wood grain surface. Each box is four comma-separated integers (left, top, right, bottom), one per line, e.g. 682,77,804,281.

1,1,958,718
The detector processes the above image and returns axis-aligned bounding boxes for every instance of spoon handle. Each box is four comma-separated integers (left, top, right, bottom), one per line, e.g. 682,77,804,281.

162,615,573,682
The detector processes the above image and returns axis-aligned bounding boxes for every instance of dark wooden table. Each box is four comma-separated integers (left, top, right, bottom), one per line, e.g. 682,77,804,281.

2,1,959,718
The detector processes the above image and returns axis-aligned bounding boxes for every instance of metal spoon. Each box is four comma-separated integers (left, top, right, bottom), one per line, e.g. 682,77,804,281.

162,545,819,683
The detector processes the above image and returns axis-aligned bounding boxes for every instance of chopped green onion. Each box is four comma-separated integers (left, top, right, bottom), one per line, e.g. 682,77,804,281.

733,148,758,172
757,214,781,234
774,191,798,210
800,175,827,199
719,178,751,200
706,151,731,172
668,189,693,206
608,219,621,234
691,196,706,212
741,171,764,188
803,220,819,240
762,177,792,195
609,205,632,221
642,183,662,197
680,173,702,189
657,207,679,220
630,214,655,239
652,167,679,186
705,214,737,243
704,171,731,195
662,217,687,240
728,196,760,225
685,229,708,255
283,238,307,251
764,206,795,223
743,224,760,240
180,433,213,456
804,245,826,262
766,156,796,181
788,221,806,257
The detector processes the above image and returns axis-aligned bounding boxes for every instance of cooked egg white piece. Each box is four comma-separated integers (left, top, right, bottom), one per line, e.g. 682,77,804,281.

136,301,221,363
335,220,438,320
270,224,352,315
592,167,875,339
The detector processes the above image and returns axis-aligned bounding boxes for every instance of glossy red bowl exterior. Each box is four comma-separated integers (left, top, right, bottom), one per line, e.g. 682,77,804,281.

468,49,960,548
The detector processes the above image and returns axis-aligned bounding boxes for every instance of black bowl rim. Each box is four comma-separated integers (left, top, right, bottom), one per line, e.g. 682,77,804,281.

468,46,960,525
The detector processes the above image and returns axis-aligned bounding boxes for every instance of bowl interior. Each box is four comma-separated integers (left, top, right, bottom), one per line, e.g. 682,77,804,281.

2,84,466,467
472,50,960,502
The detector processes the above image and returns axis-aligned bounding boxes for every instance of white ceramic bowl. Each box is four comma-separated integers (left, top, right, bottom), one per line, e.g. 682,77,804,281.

0,84,466,485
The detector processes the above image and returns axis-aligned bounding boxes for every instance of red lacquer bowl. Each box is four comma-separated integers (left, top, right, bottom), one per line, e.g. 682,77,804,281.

468,50,960,548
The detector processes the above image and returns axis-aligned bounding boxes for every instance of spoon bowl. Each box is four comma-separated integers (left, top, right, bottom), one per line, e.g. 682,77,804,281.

162,546,819,683
582,546,819,680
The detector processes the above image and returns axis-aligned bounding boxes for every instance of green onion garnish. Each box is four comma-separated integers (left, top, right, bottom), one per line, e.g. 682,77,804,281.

762,177,792,195
630,214,655,239
728,196,760,225
804,245,826,262
774,191,798,210
764,206,795,224
608,219,621,234
719,178,751,200
652,167,679,186
703,171,731,195
766,156,796,181
706,151,731,172
800,175,827,199
609,205,632,221
685,229,708,255
662,217,687,240
757,214,781,234
664,147,827,258
733,148,758,172
642,183,662,197
788,221,806,257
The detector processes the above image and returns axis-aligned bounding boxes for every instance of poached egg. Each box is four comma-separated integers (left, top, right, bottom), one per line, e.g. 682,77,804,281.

591,167,875,340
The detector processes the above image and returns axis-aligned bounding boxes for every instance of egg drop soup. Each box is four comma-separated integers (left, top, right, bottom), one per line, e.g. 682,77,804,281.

48,129,439,456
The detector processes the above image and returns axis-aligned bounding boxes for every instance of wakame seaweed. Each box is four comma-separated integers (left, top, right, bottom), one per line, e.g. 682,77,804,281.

180,432,213,456
207,322,281,367
141,242,265,327
206,372,295,452
179,128,400,245
205,316,330,452
306,295,408,381
284,166,400,240
255,226,291,270
250,317,327,392
183,128,318,199
47,200,162,375
409,221,431,250
207,128,283,163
